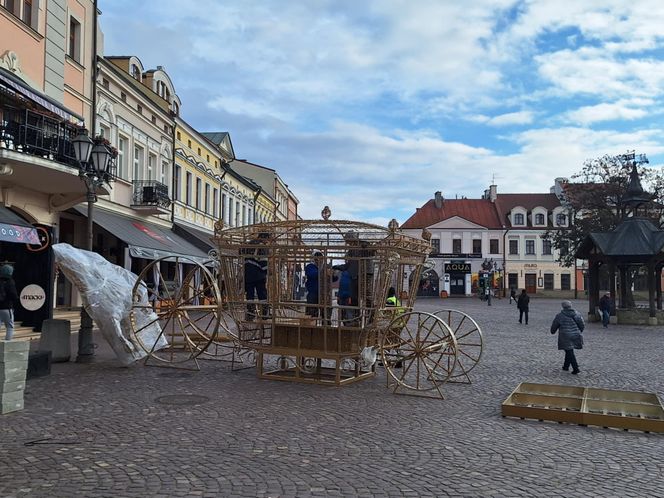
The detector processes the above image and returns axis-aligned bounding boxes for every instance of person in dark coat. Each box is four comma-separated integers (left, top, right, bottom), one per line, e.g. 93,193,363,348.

517,289,529,324
509,287,517,305
0,264,19,340
242,232,269,320
598,292,612,328
551,300,584,374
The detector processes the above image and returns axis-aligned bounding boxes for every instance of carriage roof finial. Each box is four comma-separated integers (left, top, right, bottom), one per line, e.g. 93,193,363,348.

321,206,331,220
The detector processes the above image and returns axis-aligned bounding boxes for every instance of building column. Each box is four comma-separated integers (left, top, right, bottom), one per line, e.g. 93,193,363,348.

608,262,617,322
648,261,657,324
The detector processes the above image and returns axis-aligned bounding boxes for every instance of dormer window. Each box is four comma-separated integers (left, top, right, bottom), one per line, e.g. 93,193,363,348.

535,213,545,225
556,213,567,226
131,64,141,81
172,101,179,116
514,213,525,225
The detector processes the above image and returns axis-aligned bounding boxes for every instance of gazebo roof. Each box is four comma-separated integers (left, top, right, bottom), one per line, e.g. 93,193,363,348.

576,217,664,259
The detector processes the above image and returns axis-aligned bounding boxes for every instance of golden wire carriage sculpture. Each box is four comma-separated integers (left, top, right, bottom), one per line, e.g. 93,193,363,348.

129,211,483,399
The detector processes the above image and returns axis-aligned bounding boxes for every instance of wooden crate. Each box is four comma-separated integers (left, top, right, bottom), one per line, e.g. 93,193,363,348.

502,382,664,433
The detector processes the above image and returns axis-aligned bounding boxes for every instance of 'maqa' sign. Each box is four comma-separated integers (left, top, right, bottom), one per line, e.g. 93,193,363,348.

445,263,471,273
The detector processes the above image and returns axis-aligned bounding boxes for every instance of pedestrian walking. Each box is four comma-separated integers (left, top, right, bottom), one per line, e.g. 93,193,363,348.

598,292,612,328
509,287,517,304
0,264,18,341
550,300,584,374
517,289,529,324
485,286,492,306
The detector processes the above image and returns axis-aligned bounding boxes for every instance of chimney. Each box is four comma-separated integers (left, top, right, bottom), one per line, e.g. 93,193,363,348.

434,191,443,209
489,184,497,202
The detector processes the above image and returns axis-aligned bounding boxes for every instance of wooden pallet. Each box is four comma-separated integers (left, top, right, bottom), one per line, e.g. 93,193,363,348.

502,382,664,433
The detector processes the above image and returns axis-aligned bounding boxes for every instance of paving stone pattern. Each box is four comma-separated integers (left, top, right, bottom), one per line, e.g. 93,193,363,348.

1,297,663,497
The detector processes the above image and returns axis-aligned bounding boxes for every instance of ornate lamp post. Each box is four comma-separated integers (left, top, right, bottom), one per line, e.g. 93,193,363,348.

72,129,113,363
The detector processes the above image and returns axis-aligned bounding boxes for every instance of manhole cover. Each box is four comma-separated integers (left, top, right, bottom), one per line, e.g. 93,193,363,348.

157,372,193,378
154,394,210,406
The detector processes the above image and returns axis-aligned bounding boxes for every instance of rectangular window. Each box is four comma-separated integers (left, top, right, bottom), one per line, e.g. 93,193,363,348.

117,136,128,179
242,205,246,225
544,273,554,290
509,239,518,255
561,274,571,291
431,239,440,254
228,197,234,226
525,239,535,255
452,239,461,254
185,172,192,205
174,166,181,201
213,188,218,218
221,193,226,221
472,239,482,254
160,161,168,189
235,201,240,226
560,241,569,256
68,17,81,62
21,0,31,24
120,92,127,102
508,273,518,290
195,178,201,209
542,239,552,255
147,154,156,181
133,145,143,182
204,183,210,214
489,239,499,254
3,0,16,15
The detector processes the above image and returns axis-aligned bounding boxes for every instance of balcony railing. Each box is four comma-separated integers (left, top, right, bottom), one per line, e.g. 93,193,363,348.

132,180,171,209
0,105,81,169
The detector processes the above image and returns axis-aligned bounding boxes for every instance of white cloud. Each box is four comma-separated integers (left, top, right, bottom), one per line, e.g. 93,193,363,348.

565,101,649,125
487,111,534,126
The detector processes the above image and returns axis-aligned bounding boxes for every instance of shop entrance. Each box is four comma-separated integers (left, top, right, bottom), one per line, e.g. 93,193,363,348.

525,273,537,294
449,274,466,295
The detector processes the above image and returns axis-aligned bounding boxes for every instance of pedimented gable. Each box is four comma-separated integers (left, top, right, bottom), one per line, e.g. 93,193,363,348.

429,216,487,230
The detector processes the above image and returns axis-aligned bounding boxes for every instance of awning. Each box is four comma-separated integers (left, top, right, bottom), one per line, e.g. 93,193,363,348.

73,207,210,264
172,223,215,253
0,205,40,245
0,68,84,124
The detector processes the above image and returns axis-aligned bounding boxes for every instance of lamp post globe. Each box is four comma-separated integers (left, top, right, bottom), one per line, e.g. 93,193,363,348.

90,143,111,177
72,131,94,166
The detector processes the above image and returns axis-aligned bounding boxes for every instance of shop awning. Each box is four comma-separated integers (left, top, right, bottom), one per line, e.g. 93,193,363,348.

73,207,210,264
0,205,40,245
172,223,216,253
0,68,84,124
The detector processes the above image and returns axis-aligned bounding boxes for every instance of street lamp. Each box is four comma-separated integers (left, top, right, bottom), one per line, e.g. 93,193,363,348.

72,129,113,363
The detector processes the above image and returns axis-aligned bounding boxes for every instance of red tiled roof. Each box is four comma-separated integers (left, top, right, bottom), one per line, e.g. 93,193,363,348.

402,198,503,229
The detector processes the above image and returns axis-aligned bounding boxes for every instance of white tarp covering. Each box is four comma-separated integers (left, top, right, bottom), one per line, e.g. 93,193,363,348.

52,243,167,365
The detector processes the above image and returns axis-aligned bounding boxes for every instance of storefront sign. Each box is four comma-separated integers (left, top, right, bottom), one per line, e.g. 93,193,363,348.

524,263,538,268
26,226,50,252
20,284,46,311
445,263,471,273
432,253,482,259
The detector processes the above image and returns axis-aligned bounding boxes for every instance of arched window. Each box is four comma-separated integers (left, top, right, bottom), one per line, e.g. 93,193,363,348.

535,213,545,225
556,213,567,226
131,64,141,80
514,213,524,225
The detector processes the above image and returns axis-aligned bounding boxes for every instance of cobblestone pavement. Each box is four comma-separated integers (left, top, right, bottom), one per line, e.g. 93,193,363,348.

2,297,664,497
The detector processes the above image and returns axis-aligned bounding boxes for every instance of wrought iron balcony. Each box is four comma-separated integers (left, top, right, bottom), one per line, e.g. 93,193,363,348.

132,180,171,214
0,105,81,169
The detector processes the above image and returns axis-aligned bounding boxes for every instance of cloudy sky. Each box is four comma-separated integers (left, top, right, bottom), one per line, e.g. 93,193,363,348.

99,0,664,225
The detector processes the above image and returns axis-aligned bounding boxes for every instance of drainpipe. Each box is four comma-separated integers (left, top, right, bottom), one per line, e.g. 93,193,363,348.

252,187,262,224
502,226,509,297
91,0,98,135
170,122,176,223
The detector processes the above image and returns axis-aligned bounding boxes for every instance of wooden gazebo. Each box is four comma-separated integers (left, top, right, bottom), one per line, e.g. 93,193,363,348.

575,164,664,325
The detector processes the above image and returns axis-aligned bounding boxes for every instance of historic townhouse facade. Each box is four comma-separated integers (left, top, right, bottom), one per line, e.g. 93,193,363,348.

0,0,98,327
230,158,299,221
402,184,573,297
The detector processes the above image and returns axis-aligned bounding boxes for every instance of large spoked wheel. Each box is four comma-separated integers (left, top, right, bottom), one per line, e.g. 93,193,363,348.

130,256,222,364
381,311,457,397
433,309,483,381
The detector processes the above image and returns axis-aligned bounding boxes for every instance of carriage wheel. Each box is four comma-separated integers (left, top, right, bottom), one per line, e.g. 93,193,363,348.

130,256,222,365
432,309,483,381
381,311,457,397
